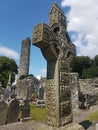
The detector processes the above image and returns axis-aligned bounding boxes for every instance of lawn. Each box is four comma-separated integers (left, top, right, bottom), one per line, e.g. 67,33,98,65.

88,110,98,122
30,103,46,122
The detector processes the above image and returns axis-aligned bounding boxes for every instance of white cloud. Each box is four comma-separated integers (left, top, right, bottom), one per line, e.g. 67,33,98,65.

0,46,19,60
61,0,98,57
40,68,46,74
36,76,41,80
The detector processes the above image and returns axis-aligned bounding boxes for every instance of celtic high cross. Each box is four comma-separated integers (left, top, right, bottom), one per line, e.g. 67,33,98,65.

32,3,76,127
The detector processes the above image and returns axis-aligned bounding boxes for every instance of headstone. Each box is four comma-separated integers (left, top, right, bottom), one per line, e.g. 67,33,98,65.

33,3,76,127
21,100,30,119
7,98,19,124
0,101,8,125
38,87,44,100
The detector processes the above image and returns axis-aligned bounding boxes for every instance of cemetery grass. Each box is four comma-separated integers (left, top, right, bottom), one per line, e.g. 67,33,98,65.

30,103,46,122
88,110,98,121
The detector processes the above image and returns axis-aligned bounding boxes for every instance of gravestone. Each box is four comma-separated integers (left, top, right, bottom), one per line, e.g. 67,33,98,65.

38,87,44,100
33,3,76,127
7,98,19,124
0,101,8,125
21,100,30,119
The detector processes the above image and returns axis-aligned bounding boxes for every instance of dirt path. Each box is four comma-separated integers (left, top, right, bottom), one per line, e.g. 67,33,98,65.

73,105,98,130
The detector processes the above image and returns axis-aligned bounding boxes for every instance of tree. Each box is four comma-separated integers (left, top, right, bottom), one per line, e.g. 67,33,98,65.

93,55,98,66
70,56,91,78
82,67,98,79
0,56,18,88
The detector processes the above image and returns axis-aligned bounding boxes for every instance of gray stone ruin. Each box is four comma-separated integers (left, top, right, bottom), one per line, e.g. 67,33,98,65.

0,101,8,125
16,37,32,100
7,96,19,124
18,37,31,79
33,3,83,129
17,77,32,100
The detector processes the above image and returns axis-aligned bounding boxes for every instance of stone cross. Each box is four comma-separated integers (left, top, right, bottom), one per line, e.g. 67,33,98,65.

32,3,76,127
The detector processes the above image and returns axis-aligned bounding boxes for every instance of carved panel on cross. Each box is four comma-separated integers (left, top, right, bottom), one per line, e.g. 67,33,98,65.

33,23,43,44
43,24,51,43
45,79,57,126
60,72,69,85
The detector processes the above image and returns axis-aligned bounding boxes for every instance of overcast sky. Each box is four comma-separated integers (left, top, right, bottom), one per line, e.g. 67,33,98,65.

0,0,98,78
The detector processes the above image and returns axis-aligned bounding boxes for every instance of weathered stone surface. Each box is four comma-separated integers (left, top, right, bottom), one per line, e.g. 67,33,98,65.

38,87,44,100
79,78,98,95
0,101,8,125
18,37,31,79
79,77,98,108
32,3,76,127
70,73,80,109
0,121,84,130
16,76,38,100
7,98,19,124
21,100,30,119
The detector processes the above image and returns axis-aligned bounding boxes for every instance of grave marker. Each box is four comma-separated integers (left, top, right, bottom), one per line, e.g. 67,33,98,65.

7,98,19,124
0,101,8,125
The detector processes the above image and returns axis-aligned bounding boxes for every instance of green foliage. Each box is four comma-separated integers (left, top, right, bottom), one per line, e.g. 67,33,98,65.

19,74,34,80
82,67,98,79
71,54,98,79
70,56,91,78
94,55,98,66
30,104,46,122
0,56,18,88
88,110,98,121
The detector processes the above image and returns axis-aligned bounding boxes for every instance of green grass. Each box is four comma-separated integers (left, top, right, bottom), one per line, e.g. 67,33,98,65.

88,111,98,121
30,103,46,122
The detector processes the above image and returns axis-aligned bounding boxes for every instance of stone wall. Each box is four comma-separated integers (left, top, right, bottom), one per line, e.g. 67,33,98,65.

69,74,98,109
79,77,98,95
79,77,98,107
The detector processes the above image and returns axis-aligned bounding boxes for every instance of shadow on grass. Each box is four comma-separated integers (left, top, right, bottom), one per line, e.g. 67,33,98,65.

79,120,92,129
